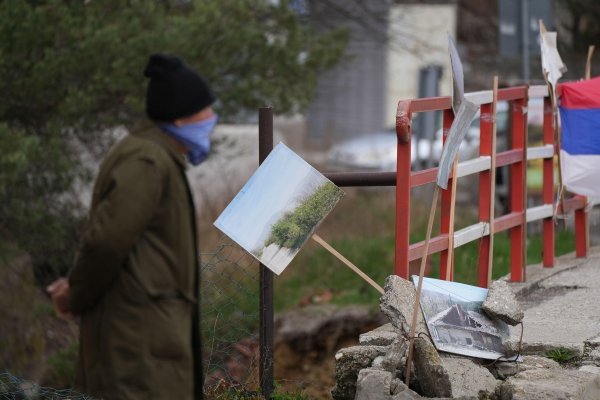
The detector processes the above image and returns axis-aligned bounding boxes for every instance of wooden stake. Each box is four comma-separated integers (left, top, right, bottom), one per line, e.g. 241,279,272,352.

311,234,384,295
445,156,459,281
405,186,439,386
487,76,499,287
585,45,595,80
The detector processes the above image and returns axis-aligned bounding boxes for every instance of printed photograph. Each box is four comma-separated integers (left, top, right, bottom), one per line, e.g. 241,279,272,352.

215,143,344,275
412,276,510,360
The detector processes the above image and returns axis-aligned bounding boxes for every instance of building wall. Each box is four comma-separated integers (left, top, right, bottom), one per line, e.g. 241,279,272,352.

385,4,457,128
306,0,390,147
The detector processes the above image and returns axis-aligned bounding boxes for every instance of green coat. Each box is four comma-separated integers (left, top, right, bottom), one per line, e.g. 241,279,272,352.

69,124,202,400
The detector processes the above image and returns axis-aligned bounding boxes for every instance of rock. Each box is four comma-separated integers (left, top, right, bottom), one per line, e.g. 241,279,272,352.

589,348,600,361
489,361,520,380
441,357,498,398
354,368,393,400
379,276,428,336
380,276,452,398
332,345,388,400
498,367,600,400
354,368,423,400
579,365,600,374
520,355,561,370
377,338,408,373
586,335,600,347
481,280,524,326
412,338,452,398
504,340,585,358
360,323,398,346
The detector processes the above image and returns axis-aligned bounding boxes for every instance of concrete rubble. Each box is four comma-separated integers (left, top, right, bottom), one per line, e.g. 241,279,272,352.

332,248,600,400
482,280,524,326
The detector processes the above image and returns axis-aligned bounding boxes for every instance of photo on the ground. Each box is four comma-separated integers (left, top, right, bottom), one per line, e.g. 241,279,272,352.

215,143,344,275
412,276,510,360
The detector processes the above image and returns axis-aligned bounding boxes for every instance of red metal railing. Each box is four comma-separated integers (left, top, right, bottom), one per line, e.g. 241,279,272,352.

394,85,589,287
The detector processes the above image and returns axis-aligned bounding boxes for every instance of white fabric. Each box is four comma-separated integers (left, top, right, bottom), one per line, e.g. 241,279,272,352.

560,149,600,197
540,31,567,89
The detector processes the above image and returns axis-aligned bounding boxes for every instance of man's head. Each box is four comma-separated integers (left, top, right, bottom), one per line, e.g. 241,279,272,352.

144,53,215,123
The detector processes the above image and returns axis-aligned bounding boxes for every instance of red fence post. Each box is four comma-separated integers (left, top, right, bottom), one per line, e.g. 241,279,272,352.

440,108,456,280
477,103,493,288
396,101,413,278
510,97,527,282
542,96,555,267
575,196,589,258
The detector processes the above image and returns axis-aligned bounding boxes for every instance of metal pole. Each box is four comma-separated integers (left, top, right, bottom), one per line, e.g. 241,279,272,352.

521,0,530,83
258,107,274,399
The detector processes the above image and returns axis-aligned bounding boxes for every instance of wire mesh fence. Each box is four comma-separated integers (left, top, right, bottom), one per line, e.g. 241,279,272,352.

201,237,261,393
0,372,94,400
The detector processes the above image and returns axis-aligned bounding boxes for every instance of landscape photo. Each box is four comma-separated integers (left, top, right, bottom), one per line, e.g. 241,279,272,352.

412,276,510,360
214,143,344,275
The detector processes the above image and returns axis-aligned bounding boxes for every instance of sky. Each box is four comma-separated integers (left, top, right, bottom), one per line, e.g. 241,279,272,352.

214,143,330,252
411,275,487,303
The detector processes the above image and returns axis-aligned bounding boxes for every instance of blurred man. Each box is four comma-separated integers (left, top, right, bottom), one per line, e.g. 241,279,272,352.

47,53,216,400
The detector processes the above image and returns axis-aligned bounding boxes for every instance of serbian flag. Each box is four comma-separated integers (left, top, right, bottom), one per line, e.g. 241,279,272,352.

558,77,600,197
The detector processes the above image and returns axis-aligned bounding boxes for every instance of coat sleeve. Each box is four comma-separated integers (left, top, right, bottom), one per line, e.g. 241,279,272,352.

69,156,166,314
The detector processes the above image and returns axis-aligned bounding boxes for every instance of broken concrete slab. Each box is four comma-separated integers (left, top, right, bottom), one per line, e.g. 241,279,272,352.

441,356,498,398
412,338,452,398
372,338,407,373
332,345,388,400
482,280,524,326
380,276,453,398
360,323,398,346
488,355,561,380
498,366,600,400
504,340,585,358
379,275,428,336
354,368,422,400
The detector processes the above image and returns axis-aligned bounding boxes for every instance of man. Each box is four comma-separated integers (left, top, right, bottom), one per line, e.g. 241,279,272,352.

47,53,216,400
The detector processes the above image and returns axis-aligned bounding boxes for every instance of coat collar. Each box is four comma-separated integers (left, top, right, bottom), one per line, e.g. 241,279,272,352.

130,121,187,169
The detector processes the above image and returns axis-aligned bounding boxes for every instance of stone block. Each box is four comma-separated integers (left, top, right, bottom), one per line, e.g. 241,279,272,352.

442,356,498,398
498,367,600,400
379,276,428,336
354,368,423,400
360,323,398,346
332,345,388,400
504,340,585,358
412,338,452,398
481,280,524,326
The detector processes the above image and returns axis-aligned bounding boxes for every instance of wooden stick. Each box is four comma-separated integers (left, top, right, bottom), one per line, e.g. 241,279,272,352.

405,185,439,386
445,156,459,281
539,19,567,220
487,76,499,286
311,234,384,294
585,45,595,80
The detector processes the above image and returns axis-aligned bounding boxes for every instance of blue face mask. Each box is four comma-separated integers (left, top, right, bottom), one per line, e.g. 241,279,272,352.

160,115,218,165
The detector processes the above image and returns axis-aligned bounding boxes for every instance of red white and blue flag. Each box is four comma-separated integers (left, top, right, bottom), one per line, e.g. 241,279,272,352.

558,77,600,197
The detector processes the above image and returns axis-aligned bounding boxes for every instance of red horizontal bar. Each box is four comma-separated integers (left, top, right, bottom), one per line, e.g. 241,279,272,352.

408,234,449,262
497,149,523,167
410,168,437,187
409,96,452,113
497,86,528,101
494,212,523,233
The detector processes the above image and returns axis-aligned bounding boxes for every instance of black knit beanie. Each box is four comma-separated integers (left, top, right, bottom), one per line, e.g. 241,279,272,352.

144,53,216,121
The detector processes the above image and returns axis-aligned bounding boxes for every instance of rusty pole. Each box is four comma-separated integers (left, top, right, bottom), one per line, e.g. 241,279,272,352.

258,107,274,399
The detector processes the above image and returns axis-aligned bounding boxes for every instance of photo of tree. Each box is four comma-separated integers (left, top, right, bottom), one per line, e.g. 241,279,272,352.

412,276,511,360
214,143,344,275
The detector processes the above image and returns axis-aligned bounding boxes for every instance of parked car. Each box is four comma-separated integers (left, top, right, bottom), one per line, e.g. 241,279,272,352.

326,131,414,171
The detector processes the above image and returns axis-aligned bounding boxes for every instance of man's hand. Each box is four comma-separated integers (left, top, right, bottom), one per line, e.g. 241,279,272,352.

47,277,73,320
